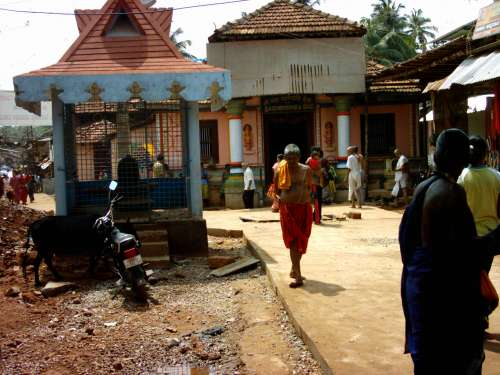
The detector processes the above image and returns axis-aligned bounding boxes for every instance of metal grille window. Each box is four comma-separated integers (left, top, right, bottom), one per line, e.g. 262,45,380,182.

65,101,188,218
199,120,219,164
360,113,396,156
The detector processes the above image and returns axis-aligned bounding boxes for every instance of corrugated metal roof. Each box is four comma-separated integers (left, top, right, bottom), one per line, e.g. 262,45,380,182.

440,51,500,90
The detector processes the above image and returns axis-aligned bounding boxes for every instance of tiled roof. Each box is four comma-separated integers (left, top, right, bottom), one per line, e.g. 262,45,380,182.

75,120,116,143
75,7,172,36
19,0,223,77
366,60,386,78
366,60,421,94
209,0,365,42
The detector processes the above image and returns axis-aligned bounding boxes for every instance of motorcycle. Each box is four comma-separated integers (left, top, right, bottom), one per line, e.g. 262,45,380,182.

94,181,150,301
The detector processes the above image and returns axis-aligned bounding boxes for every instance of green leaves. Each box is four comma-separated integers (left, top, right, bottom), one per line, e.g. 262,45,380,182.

169,27,196,60
364,0,436,65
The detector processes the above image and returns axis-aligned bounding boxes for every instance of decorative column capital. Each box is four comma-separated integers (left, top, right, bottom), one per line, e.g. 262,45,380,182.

332,95,353,114
225,99,246,118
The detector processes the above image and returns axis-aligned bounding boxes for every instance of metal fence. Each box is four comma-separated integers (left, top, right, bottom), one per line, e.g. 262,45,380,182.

64,101,188,217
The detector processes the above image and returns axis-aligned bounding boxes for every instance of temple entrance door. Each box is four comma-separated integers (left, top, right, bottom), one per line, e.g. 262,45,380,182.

264,112,314,185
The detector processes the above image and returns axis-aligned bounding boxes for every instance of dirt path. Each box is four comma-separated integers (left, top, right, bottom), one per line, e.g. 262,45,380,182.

0,237,321,375
28,193,55,212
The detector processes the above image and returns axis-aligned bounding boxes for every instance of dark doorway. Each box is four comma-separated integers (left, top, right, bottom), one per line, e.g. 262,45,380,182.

264,112,314,184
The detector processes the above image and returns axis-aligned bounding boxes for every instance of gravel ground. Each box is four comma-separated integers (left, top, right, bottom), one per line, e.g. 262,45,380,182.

0,236,322,375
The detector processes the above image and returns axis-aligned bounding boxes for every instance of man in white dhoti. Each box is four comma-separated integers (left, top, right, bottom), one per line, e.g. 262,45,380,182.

346,146,362,208
392,149,410,205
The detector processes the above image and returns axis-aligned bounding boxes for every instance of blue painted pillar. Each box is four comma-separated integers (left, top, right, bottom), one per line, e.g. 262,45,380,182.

187,101,202,218
52,98,67,215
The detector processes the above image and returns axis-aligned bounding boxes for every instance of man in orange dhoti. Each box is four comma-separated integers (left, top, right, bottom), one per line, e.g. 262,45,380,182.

274,144,313,288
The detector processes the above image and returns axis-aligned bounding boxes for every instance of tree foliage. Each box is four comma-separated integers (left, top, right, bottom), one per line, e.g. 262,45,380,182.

170,27,195,60
363,0,437,66
294,0,321,6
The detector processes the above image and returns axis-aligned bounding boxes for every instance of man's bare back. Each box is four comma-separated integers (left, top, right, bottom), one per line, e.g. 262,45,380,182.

276,163,311,204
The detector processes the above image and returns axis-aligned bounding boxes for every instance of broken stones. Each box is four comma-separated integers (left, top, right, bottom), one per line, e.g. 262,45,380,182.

4,286,20,297
41,281,77,298
179,342,190,353
113,362,123,371
166,326,177,333
166,338,180,348
346,212,362,220
202,326,225,337
208,256,237,270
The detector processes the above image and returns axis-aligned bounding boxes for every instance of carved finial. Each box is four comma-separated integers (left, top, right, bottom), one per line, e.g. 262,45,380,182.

128,81,143,99
45,84,64,101
168,81,185,100
210,81,224,111
86,82,104,102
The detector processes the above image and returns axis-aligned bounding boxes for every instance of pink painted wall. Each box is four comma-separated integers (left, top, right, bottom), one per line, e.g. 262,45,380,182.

351,104,414,157
199,111,230,167
242,108,260,165
318,103,414,158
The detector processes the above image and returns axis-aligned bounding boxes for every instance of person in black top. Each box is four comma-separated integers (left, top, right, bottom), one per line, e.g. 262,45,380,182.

400,128,500,375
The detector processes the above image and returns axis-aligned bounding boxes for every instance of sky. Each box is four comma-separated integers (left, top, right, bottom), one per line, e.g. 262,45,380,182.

0,0,494,90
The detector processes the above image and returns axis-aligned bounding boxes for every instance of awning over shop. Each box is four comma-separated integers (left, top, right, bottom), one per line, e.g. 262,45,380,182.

439,51,500,90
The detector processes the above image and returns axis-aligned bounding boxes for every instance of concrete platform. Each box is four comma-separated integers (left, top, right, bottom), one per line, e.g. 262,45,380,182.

204,205,500,375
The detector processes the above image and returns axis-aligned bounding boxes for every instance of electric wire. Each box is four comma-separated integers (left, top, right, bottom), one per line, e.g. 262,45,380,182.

0,0,251,15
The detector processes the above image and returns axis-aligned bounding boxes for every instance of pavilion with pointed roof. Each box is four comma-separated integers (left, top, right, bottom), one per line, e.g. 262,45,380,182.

14,0,231,221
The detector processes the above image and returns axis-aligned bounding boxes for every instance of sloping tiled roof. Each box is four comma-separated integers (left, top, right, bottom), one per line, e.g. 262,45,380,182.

209,0,366,42
75,7,172,36
75,120,116,144
366,60,421,94
19,0,223,77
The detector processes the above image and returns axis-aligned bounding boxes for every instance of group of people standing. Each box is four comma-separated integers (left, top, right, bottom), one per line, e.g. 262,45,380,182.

0,170,37,205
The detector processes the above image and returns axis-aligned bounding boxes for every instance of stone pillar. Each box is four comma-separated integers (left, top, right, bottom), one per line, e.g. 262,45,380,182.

52,98,67,215
224,99,246,209
334,96,353,158
187,101,202,218
116,103,130,158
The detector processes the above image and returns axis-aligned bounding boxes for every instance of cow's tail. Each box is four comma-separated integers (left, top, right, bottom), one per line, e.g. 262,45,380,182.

22,224,32,279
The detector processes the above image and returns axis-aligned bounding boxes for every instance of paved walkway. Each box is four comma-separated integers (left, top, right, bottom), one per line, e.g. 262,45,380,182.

205,205,500,375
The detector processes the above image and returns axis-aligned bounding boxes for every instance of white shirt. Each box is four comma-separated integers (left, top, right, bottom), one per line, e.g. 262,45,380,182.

395,155,408,182
346,154,361,174
244,167,255,190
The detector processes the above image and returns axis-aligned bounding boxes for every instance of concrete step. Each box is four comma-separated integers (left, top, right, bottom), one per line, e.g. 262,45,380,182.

140,241,169,258
137,230,168,242
367,189,392,199
143,255,171,268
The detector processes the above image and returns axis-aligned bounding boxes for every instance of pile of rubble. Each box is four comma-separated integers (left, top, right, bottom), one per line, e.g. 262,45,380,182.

0,200,49,272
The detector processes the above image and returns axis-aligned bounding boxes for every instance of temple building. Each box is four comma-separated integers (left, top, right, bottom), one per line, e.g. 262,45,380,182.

202,0,421,207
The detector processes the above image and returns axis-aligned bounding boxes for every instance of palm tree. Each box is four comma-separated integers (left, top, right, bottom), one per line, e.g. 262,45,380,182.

170,27,195,60
294,0,321,6
407,9,437,52
371,0,407,33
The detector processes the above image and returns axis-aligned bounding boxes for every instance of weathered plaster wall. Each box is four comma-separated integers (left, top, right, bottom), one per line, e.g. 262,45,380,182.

208,38,366,98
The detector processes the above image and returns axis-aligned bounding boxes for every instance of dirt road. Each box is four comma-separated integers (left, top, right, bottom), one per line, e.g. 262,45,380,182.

0,235,321,375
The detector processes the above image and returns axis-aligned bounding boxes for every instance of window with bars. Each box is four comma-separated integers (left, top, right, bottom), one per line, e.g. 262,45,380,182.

199,120,219,164
360,113,396,156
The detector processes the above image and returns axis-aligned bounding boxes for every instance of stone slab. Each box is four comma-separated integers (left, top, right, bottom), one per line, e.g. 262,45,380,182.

210,257,260,277
41,281,77,297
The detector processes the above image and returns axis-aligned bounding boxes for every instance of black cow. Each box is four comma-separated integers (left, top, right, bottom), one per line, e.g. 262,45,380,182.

23,215,105,286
